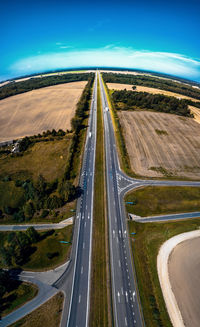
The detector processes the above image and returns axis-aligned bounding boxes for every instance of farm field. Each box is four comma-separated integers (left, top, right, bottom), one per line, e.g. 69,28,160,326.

0,81,87,142
118,110,200,179
107,82,200,102
189,105,200,124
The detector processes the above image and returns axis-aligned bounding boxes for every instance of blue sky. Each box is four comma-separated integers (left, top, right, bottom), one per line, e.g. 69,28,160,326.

0,0,200,82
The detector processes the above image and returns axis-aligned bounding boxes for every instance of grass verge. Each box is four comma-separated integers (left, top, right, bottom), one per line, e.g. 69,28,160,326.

90,78,110,326
0,226,73,271
128,218,200,327
10,292,64,327
1,282,38,318
125,186,200,217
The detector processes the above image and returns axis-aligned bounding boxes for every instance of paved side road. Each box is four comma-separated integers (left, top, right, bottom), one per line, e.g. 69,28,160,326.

0,217,73,231
129,212,200,223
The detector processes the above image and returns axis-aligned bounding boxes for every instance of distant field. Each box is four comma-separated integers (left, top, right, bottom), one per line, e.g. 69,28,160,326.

107,83,200,102
118,110,200,179
0,81,87,142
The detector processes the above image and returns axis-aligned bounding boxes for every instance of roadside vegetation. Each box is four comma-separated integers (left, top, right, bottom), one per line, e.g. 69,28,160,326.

90,80,111,326
0,75,94,224
10,292,64,327
125,186,200,217
0,226,72,270
0,269,38,318
102,72,200,100
101,78,135,177
128,218,200,327
0,73,93,100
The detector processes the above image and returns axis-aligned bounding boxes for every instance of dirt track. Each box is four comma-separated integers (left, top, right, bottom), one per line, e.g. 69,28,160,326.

169,236,200,327
0,81,87,142
118,110,200,179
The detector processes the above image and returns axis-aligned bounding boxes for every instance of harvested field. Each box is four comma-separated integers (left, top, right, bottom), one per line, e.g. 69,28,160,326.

189,105,200,124
0,81,87,142
107,83,200,102
118,110,200,179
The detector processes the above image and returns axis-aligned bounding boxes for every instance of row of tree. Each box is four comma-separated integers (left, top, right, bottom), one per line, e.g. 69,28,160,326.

102,72,200,100
0,227,39,266
112,89,192,117
0,73,93,100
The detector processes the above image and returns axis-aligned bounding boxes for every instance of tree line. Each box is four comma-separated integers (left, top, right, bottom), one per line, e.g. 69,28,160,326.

111,89,193,117
102,72,200,100
0,73,93,100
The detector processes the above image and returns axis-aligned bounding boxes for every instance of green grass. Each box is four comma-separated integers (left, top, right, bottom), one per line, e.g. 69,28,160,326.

10,292,64,327
0,226,73,271
0,137,72,183
125,186,200,217
90,78,110,326
1,281,38,317
0,181,25,211
155,129,168,135
128,218,200,327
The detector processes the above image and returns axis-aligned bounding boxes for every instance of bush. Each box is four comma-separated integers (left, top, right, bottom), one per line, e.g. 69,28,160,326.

41,209,49,218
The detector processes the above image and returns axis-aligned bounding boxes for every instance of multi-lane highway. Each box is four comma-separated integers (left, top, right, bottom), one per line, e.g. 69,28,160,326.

99,72,144,327
56,71,97,327
3,70,200,327
98,70,200,327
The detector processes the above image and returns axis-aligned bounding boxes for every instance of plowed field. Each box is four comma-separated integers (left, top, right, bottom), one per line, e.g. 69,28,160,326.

118,110,200,179
0,81,87,142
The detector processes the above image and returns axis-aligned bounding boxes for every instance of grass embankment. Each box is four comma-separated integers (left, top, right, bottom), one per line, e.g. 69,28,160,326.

90,79,111,326
128,218,200,327
1,282,38,318
0,226,72,271
10,292,64,327
125,186,200,217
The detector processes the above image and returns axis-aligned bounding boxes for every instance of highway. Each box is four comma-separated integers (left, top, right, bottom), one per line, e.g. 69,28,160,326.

99,72,144,327
57,71,97,327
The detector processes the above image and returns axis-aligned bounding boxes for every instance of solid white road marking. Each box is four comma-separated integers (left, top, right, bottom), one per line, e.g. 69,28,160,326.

125,317,127,326
117,292,120,303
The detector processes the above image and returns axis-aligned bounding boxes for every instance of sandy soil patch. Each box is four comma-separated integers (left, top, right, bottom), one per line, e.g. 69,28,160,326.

118,110,200,179
107,83,200,102
169,236,200,327
0,81,87,142
157,230,200,327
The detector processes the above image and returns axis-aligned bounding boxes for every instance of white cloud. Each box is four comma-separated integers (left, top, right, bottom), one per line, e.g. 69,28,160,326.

9,47,200,81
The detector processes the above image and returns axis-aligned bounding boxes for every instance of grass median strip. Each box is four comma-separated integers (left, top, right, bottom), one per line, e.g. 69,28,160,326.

128,218,200,327
90,78,110,326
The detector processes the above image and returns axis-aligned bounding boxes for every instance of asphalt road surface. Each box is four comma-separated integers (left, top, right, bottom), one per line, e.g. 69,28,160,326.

57,72,97,327
99,72,144,327
130,211,200,223
0,217,73,231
